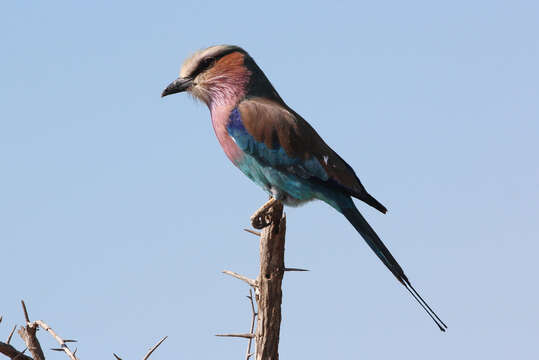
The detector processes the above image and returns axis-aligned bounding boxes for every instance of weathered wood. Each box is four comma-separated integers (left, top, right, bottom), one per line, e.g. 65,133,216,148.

0,342,33,360
255,201,285,360
18,322,45,360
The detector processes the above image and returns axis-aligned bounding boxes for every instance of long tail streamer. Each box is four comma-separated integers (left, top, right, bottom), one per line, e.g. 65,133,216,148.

341,205,447,331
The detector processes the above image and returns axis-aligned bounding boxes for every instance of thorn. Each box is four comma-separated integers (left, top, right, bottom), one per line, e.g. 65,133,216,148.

243,228,261,237
113,353,123,360
0,315,2,323
142,336,168,360
215,333,255,339
284,267,309,272
51,348,64,352
64,339,78,343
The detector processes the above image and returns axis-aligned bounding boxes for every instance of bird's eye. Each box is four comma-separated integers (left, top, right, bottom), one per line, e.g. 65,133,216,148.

191,57,216,78
201,57,215,70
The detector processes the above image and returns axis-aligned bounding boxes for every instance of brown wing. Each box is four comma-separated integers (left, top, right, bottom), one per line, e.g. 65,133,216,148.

237,97,387,213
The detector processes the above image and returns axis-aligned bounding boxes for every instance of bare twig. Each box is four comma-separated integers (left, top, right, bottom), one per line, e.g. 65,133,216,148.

245,290,257,360
222,271,258,287
243,229,261,237
20,302,29,324
34,320,78,360
215,333,255,339
113,353,123,360
7,326,16,344
142,336,167,360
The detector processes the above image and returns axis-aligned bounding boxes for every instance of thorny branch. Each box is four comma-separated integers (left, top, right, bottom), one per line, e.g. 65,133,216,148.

113,336,168,360
221,199,305,360
245,290,256,360
17,301,45,360
0,314,30,360
33,320,78,360
0,342,32,360
1,302,167,360
215,290,258,360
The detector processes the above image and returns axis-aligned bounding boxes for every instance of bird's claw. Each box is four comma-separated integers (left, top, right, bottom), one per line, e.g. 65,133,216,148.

251,214,271,229
250,198,278,229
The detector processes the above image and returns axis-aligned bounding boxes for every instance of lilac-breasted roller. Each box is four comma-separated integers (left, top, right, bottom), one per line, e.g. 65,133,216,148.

162,45,446,331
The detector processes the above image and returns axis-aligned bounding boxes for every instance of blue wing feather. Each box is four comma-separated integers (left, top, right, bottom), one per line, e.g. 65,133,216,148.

227,108,328,180
226,99,387,214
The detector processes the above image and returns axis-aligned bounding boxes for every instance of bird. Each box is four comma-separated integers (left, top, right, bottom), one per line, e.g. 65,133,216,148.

161,45,447,331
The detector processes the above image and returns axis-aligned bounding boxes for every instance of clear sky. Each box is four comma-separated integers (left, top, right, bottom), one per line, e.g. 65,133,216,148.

1,1,538,359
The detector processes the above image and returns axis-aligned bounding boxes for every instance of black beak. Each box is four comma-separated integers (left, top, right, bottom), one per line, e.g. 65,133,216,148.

161,77,193,97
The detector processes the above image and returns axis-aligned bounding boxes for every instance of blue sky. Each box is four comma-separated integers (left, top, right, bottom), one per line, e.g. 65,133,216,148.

1,1,538,359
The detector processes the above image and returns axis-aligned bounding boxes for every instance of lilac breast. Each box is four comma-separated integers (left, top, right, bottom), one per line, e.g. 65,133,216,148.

210,105,244,164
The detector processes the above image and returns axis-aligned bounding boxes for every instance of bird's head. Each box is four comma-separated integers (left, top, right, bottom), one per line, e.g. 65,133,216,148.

161,45,281,108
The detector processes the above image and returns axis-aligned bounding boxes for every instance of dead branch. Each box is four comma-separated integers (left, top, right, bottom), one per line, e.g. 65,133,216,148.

0,312,32,360
17,301,45,360
2,302,167,360
0,342,32,360
222,271,258,287
33,321,77,360
245,290,256,360
215,289,258,359
254,200,285,360
6,326,16,345
220,199,288,360
14,301,79,360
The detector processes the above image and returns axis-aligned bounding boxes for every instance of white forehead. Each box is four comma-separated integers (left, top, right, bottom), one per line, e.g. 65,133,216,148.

179,45,242,78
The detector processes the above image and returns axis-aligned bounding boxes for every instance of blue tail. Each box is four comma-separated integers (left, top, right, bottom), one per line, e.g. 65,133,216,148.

339,200,447,332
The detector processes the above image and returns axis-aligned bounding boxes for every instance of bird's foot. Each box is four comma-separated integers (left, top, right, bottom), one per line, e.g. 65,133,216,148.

250,197,278,229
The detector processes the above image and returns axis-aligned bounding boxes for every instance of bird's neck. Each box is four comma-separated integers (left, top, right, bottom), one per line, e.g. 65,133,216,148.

204,77,248,110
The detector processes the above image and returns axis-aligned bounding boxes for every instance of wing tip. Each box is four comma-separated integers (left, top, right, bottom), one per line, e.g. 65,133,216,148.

359,192,388,214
